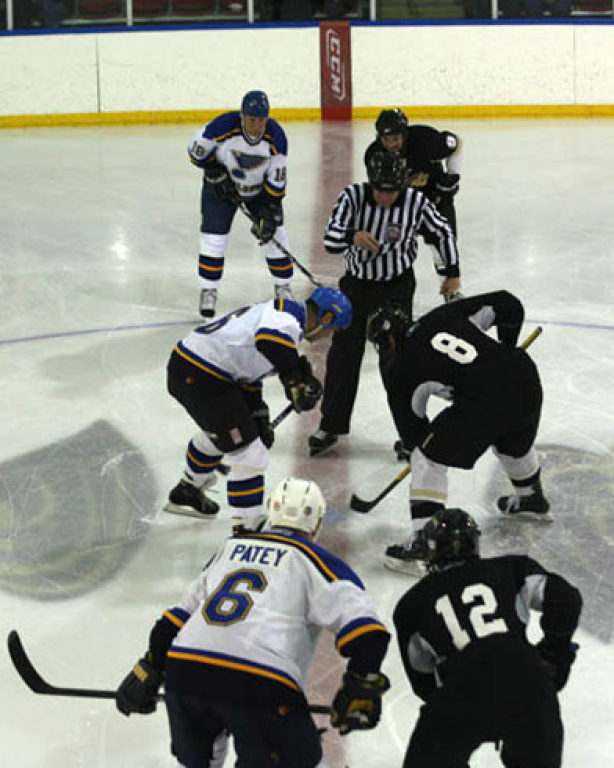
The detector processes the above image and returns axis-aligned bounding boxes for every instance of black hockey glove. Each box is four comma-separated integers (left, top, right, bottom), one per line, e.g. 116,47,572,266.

252,403,274,449
393,440,412,463
434,172,460,197
331,670,390,736
204,162,237,203
280,356,323,413
536,638,578,692
116,655,163,716
250,203,283,245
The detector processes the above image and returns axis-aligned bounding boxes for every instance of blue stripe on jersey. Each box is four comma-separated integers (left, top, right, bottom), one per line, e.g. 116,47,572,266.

336,617,388,651
202,111,242,141
263,119,288,155
167,645,301,691
274,298,306,329
175,341,233,383
246,532,365,587
163,607,191,628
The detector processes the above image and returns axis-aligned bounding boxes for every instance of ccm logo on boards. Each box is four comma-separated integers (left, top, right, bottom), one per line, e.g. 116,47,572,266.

325,28,347,101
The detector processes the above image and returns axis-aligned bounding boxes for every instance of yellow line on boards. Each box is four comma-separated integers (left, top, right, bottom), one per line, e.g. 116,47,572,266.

1,104,614,129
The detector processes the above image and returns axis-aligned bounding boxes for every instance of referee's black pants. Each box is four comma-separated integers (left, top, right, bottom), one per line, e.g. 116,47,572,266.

319,270,415,436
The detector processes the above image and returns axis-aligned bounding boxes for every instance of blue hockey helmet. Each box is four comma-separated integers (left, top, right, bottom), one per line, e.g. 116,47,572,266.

241,90,270,118
308,287,352,331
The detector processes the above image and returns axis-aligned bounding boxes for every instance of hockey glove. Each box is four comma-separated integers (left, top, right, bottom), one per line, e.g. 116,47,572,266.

250,203,283,245
116,655,163,716
393,440,412,463
536,638,579,692
204,162,237,203
252,404,275,449
331,670,390,735
280,356,323,413
434,172,460,197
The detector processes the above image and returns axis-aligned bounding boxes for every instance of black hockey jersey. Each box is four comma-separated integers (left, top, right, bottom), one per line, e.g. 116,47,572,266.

393,553,582,702
364,124,460,202
383,291,535,450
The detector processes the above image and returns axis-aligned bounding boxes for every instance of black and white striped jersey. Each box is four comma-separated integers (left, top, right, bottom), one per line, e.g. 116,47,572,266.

323,182,459,282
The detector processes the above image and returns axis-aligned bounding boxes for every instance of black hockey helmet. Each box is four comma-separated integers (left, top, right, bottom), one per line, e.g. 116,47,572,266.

423,508,481,573
375,108,409,137
366,151,406,192
366,302,412,353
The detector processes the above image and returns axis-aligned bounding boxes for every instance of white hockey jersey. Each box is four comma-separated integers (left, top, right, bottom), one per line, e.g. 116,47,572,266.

162,529,388,698
188,111,287,201
174,299,306,385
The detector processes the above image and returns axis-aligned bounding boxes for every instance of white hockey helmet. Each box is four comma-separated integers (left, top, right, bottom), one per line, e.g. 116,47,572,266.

266,477,326,538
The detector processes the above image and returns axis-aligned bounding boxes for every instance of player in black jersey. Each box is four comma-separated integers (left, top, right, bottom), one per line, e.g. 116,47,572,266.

393,507,582,768
364,108,463,301
366,290,551,572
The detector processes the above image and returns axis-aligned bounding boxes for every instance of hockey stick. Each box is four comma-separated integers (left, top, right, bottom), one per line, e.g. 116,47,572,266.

349,326,544,514
238,202,323,288
7,631,332,714
349,464,412,514
520,325,542,350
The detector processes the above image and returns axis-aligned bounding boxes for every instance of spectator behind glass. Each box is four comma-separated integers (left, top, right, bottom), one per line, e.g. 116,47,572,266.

500,0,571,15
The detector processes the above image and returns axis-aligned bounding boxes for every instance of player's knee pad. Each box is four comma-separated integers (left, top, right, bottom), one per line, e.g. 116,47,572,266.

410,448,449,504
493,446,539,482
226,438,269,475
199,233,228,257
191,430,221,457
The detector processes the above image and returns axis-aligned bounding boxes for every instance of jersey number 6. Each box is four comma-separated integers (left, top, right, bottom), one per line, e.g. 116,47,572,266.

203,569,268,626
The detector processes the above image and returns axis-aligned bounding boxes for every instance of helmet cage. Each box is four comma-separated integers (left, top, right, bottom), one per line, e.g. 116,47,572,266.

423,508,481,572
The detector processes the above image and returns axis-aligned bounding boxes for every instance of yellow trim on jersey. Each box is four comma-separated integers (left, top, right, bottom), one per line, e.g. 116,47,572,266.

254,533,338,582
174,344,232,383
167,650,301,690
163,610,186,629
337,622,387,649
263,183,285,198
254,333,297,349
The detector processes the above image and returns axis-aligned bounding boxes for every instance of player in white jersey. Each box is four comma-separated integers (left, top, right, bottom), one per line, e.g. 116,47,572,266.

164,286,352,530
188,90,292,318
116,477,391,768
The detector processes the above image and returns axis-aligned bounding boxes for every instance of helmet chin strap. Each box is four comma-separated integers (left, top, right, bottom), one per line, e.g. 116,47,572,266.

304,323,324,340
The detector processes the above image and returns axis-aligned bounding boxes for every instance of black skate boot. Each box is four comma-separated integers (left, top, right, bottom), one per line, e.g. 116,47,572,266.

384,536,428,575
308,429,338,457
164,479,219,520
497,492,552,522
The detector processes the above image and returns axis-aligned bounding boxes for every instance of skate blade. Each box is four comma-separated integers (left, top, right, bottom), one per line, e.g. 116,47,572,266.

383,557,426,576
163,501,219,520
500,509,553,523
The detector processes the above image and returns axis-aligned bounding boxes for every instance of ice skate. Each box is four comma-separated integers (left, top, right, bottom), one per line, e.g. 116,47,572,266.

384,537,428,575
274,284,294,301
199,288,218,319
497,492,553,523
308,429,338,457
164,478,219,520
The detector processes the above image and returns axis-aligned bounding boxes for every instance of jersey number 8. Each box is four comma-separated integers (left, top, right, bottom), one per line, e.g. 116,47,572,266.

431,331,477,365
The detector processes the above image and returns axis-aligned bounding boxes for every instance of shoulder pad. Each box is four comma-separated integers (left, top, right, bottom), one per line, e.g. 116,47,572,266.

263,119,288,154
203,111,242,141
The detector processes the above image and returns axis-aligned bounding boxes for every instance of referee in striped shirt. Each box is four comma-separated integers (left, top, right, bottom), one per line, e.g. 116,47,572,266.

308,151,461,457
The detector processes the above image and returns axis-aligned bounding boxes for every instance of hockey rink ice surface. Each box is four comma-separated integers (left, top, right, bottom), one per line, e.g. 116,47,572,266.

1,118,614,767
